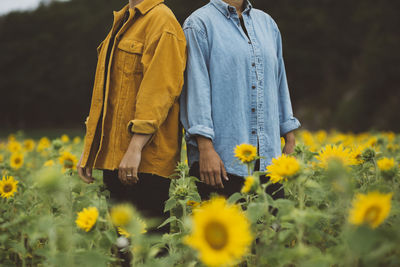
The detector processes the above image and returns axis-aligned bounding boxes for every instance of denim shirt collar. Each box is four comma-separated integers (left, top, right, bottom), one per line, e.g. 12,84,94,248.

210,0,253,18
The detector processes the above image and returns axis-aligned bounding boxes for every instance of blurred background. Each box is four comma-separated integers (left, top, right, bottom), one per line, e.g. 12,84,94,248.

0,0,399,136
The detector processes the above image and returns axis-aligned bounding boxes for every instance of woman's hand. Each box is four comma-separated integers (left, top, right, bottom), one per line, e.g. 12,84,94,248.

118,134,152,185
282,131,296,155
196,136,229,189
77,151,95,184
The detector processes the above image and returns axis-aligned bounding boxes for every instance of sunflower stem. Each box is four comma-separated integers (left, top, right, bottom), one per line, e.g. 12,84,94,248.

297,182,305,246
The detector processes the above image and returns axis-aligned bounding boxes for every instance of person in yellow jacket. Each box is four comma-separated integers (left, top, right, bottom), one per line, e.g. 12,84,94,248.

76,0,186,234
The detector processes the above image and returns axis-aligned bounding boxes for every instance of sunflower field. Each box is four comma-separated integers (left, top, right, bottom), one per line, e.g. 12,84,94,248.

0,130,399,267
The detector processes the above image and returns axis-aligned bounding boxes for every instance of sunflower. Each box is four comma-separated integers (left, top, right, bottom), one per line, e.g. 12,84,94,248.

377,157,395,172
365,137,378,148
58,151,78,172
266,154,300,183
300,131,318,152
37,137,51,152
117,227,131,238
76,207,99,232
315,130,327,144
280,137,285,148
61,134,70,143
8,134,16,142
8,141,22,153
234,144,257,164
184,197,252,267
43,160,55,167
73,136,81,144
0,176,18,199
387,143,400,152
23,139,36,152
10,153,24,170
110,204,135,227
349,192,392,229
315,144,357,169
241,176,255,194
350,144,369,165
117,219,147,238
0,154,4,163
187,200,201,209
383,132,396,143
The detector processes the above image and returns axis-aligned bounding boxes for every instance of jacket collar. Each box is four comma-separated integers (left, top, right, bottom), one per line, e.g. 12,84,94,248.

113,4,130,25
134,0,164,15
113,0,164,19
210,0,252,18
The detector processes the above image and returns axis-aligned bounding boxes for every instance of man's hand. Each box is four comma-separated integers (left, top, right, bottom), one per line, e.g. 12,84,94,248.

118,133,152,185
282,131,296,155
77,151,94,184
197,136,229,189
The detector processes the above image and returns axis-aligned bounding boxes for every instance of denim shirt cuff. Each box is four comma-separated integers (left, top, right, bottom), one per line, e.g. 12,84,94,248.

187,125,215,141
280,117,301,136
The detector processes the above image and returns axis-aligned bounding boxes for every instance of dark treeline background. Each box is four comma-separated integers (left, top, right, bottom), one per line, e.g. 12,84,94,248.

0,0,399,132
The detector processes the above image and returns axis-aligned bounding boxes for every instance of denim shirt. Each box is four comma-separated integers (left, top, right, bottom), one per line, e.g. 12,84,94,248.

180,0,301,177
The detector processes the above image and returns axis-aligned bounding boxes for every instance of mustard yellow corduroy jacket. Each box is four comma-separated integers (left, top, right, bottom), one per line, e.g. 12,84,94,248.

80,0,187,178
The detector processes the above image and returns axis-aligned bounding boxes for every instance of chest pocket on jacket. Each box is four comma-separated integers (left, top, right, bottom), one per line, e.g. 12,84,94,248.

116,39,144,75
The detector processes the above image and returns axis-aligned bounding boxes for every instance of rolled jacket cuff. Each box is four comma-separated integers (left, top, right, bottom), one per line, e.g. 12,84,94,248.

280,117,301,136
127,119,158,134
187,125,215,141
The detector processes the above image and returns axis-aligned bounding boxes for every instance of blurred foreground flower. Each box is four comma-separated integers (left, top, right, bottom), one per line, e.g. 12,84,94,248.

185,197,252,267
315,144,356,169
266,154,300,183
111,204,134,227
117,219,147,238
349,192,392,229
117,227,131,238
234,144,257,164
76,207,99,232
0,176,18,199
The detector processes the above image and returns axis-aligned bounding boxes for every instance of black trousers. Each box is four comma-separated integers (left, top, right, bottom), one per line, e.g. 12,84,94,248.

189,161,285,201
102,170,171,234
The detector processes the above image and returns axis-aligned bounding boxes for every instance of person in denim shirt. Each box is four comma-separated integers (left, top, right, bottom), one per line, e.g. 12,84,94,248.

180,0,301,199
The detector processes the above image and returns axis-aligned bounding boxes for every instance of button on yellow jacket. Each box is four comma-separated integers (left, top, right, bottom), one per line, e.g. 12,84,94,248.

81,0,187,178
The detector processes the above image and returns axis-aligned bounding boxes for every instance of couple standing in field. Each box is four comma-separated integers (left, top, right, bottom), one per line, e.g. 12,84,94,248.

77,0,300,234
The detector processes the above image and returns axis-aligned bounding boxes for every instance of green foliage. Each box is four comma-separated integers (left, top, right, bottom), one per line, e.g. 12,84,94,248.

1,131,400,266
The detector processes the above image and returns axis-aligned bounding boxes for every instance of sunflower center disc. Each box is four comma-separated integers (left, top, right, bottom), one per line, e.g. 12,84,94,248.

364,206,380,225
243,150,252,157
204,221,228,250
65,159,73,168
3,184,12,193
